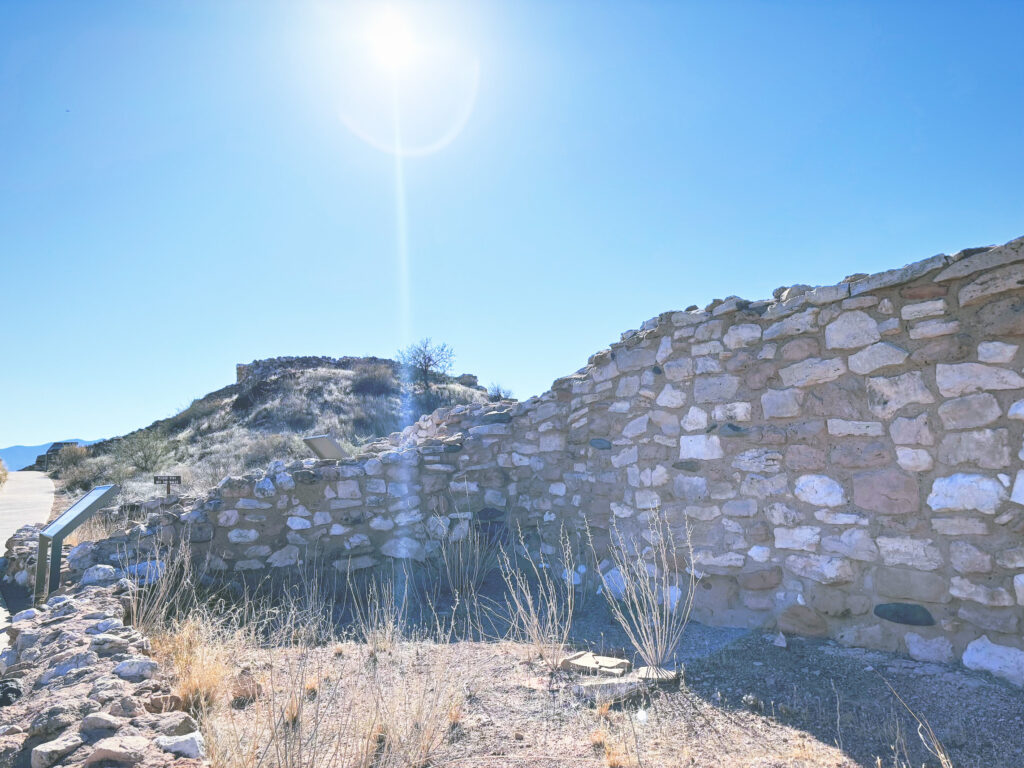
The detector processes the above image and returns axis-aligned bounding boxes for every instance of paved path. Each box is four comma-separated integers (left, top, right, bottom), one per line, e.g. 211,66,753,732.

0,471,55,635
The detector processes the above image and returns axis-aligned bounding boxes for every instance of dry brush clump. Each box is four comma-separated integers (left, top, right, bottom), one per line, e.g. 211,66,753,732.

0,457,7,489
590,509,697,672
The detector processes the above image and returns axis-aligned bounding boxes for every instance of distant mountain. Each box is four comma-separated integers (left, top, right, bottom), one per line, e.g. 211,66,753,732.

0,439,103,472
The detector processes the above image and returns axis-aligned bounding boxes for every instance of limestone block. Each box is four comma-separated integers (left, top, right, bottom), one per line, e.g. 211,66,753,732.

656,335,673,363
765,502,802,526
927,474,1006,513
958,604,1018,634
978,341,1018,363
673,475,708,502
622,415,649,438
936,238,1023,281
611,446,637,468
227,529,260,544
904,632,954,664
815,509,867,525
712,402,752,421
634,490,660,509
681,406,708,431
909,319,960,339
930,517,988,535
268,545,300,568
962,635,1024,687
731,448,783,473
761,388,803,418
900,299,946,320
780,337,819,361
950,576,1015,606
723,323,762,349
740,473,788,498
217,509,239,526
662,357,694,381
655,385,686,408
1015,574,1024,606
936,363,1024,397
825,311,880,349
827,419,883,437
381,537,425,560
874,567,950,603
784,554,855,584
794,475,845,507
679,434,723,460
937,393,1001,430
693,374,741,403
772,359,842,392
876,537,942,571
722,499,757,517
997,547,1024,569
774,526,821,551
286,517,311,530
847,342,909,374
784,445,825,471
777,605,828,635
336,480,361,500
889,414,933,445
896,447,933,472
763,308,819,341
615,346,657,372
866,372,935,418
937,429,1010,469
821,528,878,561
959,262,1024,307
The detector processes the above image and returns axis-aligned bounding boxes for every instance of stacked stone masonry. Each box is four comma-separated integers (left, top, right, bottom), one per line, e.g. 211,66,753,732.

10,235,1024,688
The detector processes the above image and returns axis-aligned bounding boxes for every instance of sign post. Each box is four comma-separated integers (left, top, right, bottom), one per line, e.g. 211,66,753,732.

154,475,182,496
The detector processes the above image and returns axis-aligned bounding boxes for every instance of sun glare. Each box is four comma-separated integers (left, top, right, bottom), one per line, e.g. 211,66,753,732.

367,7,416,74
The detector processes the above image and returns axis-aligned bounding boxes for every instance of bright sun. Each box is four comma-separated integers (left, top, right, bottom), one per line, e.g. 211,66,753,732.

367,7,417,74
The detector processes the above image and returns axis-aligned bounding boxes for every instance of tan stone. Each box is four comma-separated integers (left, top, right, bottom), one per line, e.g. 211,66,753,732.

874,566,951,603
851,469,918,514
777,605,828,636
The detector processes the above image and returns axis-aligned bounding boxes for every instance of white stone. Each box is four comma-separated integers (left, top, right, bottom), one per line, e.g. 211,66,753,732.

723,323,762,349
779,358,847,388
656,335,673,363
82,565,118,585
763,308,819,341
681,406,708,431
877,537,942,571
978,341,1018,363
814,509,867,525
896,447,933,472
712,402,752,422
1007,470,1024,506
731,448,782,474
962,635,1024,687
267,545,300,568
549,482,567,496
794,475,845,507
655,385,686,408
622,415,649,438
904,632,954,664
336,480,361,499
113,657,158,681
693,374,740,403
825,311,879,349
959,262,1024,306
909,319,960,339
930,517,988,535
866,371,935,419
900,299,946,320
950,576,1015,606
774,526,821,551
927,474,1006,513
760,388,803,418
217,509,239,526
1015,574,1024,606
847,342,908,374
156,733,205,759
679,435,723,460
228,528,260,543
380,537,425,560
286,516,311,530
936,363,1024,397
662,358,694,381
634,490,660,509
889,413,933,445
784,554,855,584
610,502,634,518
748,545,771,563
821,528,878,561
369,515,394,531
827,419,883,437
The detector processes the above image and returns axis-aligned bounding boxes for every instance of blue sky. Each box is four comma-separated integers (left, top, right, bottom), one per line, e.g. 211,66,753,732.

2,1,1023,447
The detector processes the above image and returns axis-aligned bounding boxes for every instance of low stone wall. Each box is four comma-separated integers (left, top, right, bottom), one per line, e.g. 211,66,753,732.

6,235,1024,688
0,584,205,766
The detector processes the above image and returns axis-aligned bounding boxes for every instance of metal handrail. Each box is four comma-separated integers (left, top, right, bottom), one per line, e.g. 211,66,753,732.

34,484,120,604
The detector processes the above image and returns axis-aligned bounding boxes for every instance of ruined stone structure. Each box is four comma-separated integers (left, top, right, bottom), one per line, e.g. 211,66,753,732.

8,235,1024,687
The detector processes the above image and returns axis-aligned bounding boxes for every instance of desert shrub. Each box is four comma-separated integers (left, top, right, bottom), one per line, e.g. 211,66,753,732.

55,443,88,472
60,455,115,493
499,525,576,673
351,363,399,397
0,458,7,489
591,509,696,671
115,428,173,473
240,433,307,469
351,396,402,439
487,382,512,401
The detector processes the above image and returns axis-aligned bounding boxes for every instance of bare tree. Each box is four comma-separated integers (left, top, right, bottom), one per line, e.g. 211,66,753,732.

487,383,512,402
397,338,454,390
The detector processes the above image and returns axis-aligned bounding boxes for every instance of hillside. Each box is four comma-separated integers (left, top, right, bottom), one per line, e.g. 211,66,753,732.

52,355,491,501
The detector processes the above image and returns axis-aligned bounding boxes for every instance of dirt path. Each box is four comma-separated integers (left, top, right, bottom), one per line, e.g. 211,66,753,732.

0,470,54,637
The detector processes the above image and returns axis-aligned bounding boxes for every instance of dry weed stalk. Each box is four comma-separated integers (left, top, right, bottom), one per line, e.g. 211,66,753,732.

499,525,576,673
591,509,697,670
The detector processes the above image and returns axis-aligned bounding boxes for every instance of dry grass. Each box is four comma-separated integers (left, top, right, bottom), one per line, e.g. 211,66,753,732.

592,510,697,671
0,457,7,489
499,525,576,673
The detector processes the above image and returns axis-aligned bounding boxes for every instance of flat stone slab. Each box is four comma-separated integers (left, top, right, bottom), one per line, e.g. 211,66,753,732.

559,651,632,677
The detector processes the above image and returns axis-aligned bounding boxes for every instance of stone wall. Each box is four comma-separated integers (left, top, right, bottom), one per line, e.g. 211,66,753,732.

8,235,1024,687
